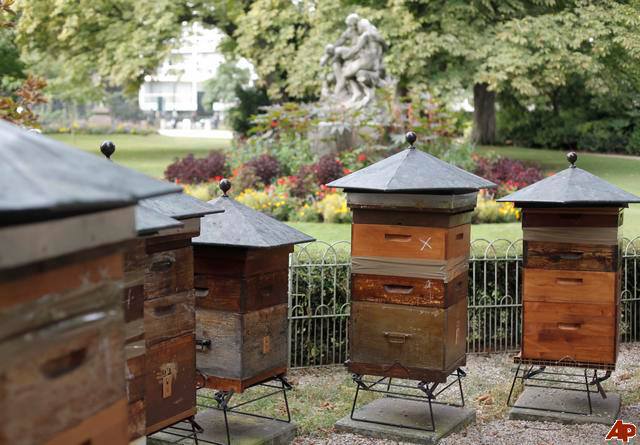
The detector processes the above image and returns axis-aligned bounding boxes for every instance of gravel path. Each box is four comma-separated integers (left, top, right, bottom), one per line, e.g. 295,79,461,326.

293,344,640,444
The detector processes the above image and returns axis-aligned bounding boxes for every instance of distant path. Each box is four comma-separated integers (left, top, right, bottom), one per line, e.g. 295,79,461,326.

158,129,233,139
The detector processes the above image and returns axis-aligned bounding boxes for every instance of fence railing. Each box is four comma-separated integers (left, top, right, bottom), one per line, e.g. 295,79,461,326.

287,237,640,368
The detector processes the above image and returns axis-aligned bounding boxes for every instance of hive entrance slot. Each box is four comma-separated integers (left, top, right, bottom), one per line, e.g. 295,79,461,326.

384,233,411,242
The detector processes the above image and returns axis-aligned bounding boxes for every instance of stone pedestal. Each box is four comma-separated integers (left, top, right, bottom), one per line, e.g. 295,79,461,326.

148,409,296,445
308,121,358,156
335,398,475,445
509,387,621,425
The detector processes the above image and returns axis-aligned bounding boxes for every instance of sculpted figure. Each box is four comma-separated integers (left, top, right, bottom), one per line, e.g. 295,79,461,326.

321,13,388,108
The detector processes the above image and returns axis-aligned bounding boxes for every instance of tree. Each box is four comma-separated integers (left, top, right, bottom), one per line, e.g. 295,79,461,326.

202,61,251,108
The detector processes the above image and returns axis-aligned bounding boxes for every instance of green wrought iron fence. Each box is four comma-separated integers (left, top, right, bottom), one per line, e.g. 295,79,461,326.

287,237,640,368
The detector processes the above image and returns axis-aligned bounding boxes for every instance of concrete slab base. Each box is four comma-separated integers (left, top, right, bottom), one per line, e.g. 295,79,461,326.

148,409,296,445
335,397,476,445
508,387,621,425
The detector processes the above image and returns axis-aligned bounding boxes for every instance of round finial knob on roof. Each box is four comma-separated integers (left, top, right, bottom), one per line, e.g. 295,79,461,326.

100,141,116,160
567,151,578,168
219,178,232,196
406,131,417,148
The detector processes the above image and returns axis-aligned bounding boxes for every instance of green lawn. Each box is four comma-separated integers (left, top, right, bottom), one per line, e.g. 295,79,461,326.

50,133,228,177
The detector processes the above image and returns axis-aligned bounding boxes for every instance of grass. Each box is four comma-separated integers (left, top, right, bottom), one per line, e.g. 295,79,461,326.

49,133,228,177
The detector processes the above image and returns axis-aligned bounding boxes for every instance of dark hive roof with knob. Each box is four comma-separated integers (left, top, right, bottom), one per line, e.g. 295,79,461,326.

96,140,223,234
327,131,496,193
0,120,180,224
497,152,640,207
193,179,315,248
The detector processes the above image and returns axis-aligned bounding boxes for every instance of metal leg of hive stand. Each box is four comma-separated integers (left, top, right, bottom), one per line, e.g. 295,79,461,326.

195,374,294,445
348,371,466,432
148,415,204,444
507,364,610,416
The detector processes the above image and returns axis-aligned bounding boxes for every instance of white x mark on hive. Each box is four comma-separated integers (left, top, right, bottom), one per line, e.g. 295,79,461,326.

419,237,432,251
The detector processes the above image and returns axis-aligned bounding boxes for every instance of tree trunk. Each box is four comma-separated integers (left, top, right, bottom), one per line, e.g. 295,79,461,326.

471,82,496,145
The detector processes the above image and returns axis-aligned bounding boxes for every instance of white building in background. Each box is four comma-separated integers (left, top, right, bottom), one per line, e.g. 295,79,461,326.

138,23,252,120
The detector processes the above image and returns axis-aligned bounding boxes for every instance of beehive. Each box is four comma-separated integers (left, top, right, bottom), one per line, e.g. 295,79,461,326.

0,121,178,445
136,194,221,435
328,132,495,382
499,153,640,369
192,180,313,393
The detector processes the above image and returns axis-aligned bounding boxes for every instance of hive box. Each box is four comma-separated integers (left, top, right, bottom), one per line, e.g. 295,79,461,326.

499,153,640,369
192,181,313,393
328,133,495,382
0,121,179,445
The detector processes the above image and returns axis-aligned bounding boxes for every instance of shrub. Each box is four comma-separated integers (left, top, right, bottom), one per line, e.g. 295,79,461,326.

472,192,520,224
232,164,263,191
289,165,318,198
314,154,345,186
164,151,228,184
182,183,218,201
315,192,351,223
227,85,271,135
289,202,321,222
575,118,631,152
245,154,281,185
473,155,544,197
236,186,295,221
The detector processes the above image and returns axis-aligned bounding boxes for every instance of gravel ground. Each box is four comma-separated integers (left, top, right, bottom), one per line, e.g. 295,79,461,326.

292,344,640,445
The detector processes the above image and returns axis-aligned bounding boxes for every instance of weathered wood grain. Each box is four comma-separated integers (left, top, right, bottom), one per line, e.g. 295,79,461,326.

144,291,195,346
145,334,196,435
524,240,619,272
195,270,289,312
0,206,135,270
523,226,620,245
352,223,470,260
127,399,145,441
351,272,467,308
522,207,622,228
352,209,473,228
523,268,616,305
0,252,123,311
196,305,288,390
346,358,465,383
349,300,467,374
522,301,616,365
347,192,477,213
0,310,125,444
45,399,128,445
194,246,291,278
203,366,288,393
144,246,193,299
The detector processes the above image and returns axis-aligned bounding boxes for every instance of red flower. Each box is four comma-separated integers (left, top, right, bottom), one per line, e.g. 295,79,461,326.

277,177,286,185
357,153,367,162
270,119,278,128
343,168,352,174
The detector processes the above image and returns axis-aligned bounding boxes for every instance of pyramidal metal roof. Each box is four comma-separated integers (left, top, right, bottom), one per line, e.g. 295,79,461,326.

135,206,183,235
193,193,314,249
327,134,496,192
139,193,223,220
0,120,180,222
498,153,640,207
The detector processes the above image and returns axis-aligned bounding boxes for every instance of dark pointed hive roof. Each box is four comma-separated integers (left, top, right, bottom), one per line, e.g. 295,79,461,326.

139,193,223,220
327,132,496,192
498,152,640,207
193,192,314,249
135,206,183,236
0,120,180,222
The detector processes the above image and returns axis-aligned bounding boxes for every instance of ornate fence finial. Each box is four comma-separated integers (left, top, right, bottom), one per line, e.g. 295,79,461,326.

100,141,116,160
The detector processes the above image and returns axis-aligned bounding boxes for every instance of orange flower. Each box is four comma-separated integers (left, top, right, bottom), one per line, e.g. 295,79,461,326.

343,168,352,174
357,153,367,162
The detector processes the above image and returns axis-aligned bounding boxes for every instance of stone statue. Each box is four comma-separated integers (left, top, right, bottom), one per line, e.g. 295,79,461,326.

320,13,388,109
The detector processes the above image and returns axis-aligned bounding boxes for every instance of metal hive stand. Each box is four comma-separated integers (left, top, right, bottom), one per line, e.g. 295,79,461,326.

148,416,204,445
350,368,466,432
195,373,293,445
507,359,613,416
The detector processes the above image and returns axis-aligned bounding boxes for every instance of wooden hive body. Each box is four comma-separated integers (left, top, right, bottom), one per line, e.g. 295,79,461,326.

0,207,135,445
520,207,622,369
194,245,292,393
346,199,474,383
142,219,199,435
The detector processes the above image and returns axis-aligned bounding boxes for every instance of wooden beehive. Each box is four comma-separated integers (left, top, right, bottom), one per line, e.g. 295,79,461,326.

192,180,313,393
136,194,221,436
0,121,179,445
499,153,640,369
328,132,495,382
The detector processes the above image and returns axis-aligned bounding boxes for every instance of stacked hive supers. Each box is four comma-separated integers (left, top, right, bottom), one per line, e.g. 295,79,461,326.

136,194,221,436
499,153,640,369
192,181,313,393
0,121,179,445
328,133,495,382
